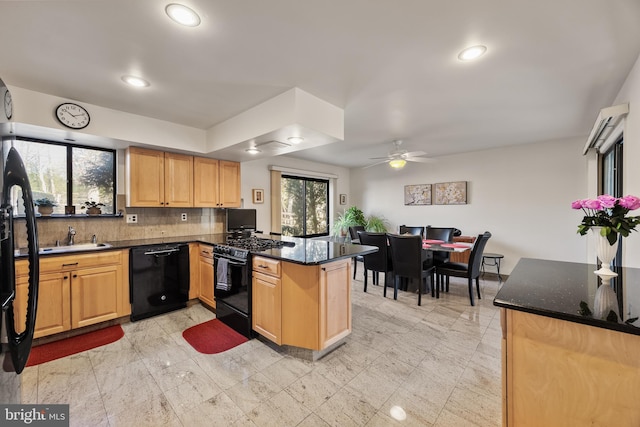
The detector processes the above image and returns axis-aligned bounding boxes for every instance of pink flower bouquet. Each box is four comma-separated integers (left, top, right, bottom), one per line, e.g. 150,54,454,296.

572,195,640,245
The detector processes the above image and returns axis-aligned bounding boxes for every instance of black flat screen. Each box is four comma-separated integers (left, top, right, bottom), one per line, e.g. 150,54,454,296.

226,209,257,232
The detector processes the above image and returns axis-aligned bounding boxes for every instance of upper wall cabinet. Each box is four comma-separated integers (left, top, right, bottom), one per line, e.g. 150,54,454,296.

126,147,193,207
194,157,241,208
126,147,241,208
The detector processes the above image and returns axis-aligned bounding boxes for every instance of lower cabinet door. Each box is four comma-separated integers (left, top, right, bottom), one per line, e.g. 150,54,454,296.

252,271,281,344
319,259,351,349
71,265,121,329
15,272,71,338
199,255,215,308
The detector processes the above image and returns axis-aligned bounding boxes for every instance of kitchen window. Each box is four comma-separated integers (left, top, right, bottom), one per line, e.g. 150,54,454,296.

600,137,623,268
8,137,116,215
281,175,329,237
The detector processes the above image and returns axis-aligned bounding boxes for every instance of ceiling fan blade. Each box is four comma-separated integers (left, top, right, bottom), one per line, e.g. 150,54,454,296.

403,150,427,158
406,156,435,163
369,156,392,160
362,160,389,169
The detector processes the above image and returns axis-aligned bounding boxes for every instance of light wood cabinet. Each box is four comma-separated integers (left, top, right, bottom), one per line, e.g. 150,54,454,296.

198,244,215,308
252,256,351,351
14,250,129,338
319,259,352,349
126,146,193,207
252,256,282,344
193,157,241,208
501,309,640,426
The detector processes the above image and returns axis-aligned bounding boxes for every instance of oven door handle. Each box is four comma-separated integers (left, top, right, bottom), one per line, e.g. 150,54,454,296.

214,255,246,266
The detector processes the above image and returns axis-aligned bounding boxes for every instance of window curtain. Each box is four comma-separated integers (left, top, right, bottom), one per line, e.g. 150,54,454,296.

270,170,282,234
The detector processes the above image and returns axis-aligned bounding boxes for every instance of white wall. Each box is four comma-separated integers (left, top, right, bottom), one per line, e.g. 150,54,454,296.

612,52,640,268
240,156,351,234
351,137,588,275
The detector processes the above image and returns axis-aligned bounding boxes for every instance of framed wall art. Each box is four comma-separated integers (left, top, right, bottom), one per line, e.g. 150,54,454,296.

252,189,264,204
434,181,467,205
404,184,432,205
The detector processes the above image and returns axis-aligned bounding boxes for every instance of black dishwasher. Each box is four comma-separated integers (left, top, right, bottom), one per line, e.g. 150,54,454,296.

130,244,190,321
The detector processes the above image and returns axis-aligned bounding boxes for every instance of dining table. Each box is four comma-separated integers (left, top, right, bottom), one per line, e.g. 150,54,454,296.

347,236,473,296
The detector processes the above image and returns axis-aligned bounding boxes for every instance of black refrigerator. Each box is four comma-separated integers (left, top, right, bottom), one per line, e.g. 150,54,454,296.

0,78,40,403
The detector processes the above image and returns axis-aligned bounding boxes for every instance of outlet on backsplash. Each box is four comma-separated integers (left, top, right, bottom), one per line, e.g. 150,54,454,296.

126,214,138,224
181,213,187,221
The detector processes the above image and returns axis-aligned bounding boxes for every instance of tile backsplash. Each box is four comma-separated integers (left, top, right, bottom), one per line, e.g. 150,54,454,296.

13,195,226,248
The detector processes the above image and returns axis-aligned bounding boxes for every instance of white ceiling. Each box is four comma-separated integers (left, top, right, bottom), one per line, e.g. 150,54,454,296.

1,0,639,168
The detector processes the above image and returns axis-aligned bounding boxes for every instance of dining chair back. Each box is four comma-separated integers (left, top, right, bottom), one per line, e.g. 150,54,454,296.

425,227,456,272
348,225,366,280
436,231,492,306
387,233,435,305
357,231,392,294
399,225,424,237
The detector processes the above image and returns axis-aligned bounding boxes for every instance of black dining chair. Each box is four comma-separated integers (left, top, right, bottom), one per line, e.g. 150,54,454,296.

357,231,393,294
387,234,435,306
425,226,455,288
399,225,424,237
436,231,492,306
348,225,366,280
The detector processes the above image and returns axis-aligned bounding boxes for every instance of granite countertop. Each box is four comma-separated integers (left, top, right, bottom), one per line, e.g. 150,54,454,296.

494,257,640,336
18,233,378,266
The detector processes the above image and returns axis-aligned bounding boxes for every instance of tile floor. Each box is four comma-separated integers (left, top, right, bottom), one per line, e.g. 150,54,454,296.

20,270,503,427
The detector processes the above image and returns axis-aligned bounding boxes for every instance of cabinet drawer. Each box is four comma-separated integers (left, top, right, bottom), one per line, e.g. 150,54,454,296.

38,251,122,274
253,256,281,277
199,245,213,259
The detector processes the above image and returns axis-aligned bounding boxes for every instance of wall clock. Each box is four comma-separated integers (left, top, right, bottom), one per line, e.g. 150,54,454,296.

3,89,11,120
55,102,90,129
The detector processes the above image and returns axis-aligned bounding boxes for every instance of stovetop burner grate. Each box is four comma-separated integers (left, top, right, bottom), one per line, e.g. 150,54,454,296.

225,236,292,252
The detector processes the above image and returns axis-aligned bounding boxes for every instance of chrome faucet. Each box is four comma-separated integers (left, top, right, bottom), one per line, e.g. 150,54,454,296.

91,234,97,244
67,226,76,245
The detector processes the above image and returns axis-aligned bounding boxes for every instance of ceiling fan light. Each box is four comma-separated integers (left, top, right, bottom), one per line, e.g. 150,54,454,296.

389,159,406,169
245,148,261,154
287,136,304,144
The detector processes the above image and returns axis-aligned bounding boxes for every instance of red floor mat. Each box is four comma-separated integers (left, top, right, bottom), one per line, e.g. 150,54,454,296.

26,325,124,367
182,319,248,354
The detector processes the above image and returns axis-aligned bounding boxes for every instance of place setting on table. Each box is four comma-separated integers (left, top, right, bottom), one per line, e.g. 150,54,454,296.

421,239,473,252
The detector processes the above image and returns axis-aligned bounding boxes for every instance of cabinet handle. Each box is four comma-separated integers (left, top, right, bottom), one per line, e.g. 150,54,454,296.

258,265,268,268
73,274,77,278
62,263,78,267
63,276,69,279
322,267,326,271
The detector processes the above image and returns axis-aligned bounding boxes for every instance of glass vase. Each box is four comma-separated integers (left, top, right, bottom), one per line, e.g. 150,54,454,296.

591,226,619,277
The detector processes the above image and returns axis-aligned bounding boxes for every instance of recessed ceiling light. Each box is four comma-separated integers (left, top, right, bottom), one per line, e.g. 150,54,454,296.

121,75,150,87
245,148,261,154
457,45,487,61
287,136,304,144
165,3,201,27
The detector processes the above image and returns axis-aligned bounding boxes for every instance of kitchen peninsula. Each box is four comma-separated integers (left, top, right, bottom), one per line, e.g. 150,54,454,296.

494,258,640,426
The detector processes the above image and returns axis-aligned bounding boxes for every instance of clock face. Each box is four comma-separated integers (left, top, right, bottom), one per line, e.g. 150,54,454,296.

55,102,90,129
3,89,11,120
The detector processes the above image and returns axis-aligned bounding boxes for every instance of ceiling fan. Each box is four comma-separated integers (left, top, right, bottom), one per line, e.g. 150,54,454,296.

364,140,433,169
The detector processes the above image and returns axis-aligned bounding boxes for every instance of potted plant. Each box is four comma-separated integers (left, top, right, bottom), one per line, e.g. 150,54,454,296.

34,198,57,216
81,200,105,216
365,214,389,233
332,206,367,237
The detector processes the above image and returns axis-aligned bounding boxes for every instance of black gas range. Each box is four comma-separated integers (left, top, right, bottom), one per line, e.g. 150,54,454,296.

213,235,294,338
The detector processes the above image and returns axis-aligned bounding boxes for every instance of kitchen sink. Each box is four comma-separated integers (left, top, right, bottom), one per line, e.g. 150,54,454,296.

15,242,113,256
